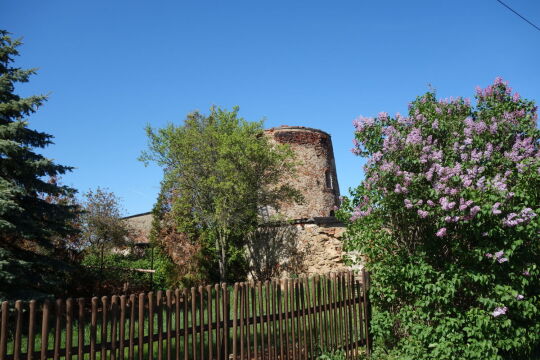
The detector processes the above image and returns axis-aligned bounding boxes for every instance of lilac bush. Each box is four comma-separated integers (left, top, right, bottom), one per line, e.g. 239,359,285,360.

339,78,540,359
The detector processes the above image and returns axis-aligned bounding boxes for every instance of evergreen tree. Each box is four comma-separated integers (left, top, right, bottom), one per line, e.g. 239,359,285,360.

0,30,78,300
0,30,77,246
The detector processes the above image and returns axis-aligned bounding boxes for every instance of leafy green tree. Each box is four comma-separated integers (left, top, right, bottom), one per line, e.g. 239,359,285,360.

80,188,130,277
141,106,300,283
0,31,77,246
339,78,539,359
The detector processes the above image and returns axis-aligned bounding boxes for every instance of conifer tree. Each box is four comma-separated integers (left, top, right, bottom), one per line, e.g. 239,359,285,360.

0,30,77,248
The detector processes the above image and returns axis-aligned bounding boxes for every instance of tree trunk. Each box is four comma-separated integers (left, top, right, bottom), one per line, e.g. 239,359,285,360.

217,232,227,283
99,244,104,296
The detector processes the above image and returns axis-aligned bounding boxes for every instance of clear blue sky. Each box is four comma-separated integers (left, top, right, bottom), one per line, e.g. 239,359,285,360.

3,0,540,215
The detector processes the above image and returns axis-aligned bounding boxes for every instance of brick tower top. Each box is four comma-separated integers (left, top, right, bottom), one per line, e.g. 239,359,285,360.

264,126,340,220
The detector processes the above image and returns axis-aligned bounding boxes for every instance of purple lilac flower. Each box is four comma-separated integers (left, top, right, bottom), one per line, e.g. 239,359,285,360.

484,143,493,159
505,136,535,162
474,121,487,134
432,120,439,129
503,208,537,227
406,128,422,145
470,149,482,163
436,228,447,237
470,206,481,217
523,270,530,276
492,203,502,215
516,294,524,300
353,116,375,132
498,257,508,263
350,207,373,221
503,213,519,227
427,200,435,207
494,251,504,259
404,199,413,209
489,122,498,134
485,253,493,258
492,306,508,317
418,210,429,218
439,197,456,210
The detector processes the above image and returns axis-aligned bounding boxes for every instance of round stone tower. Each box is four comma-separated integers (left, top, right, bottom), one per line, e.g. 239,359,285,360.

264,126,340,219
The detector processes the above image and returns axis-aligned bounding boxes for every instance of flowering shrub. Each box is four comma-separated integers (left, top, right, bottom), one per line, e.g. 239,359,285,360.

338,78,539,359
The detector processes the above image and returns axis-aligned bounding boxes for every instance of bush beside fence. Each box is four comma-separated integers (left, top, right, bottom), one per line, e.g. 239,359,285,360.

0,271,371,360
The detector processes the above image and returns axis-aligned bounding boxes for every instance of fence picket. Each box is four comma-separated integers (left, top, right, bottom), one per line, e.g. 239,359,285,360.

239,284,245,360
256,282,265,360
166,290,172,360
182,289,188,360
54,299,62,360
232,283,238,360
1,301,8,360
174,289,180,360
120,296,126,360
148,292,155,360
157,291,163,360
191,287,197,360
39,300,49,360
206,285,212,360
28,300,36,360
130,294,136,360
361,270,371,355
215,284,221,360
78,298,85,360
14,301,22,360
138,293,144,360
99,297,107,360
198,286,204,360
90,298,97,360
222,283,229,360
250,283,258,360
277,280,284,360
111,295,119,360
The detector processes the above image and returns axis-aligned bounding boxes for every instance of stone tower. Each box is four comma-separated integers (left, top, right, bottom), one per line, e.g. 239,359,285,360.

264,126,341,219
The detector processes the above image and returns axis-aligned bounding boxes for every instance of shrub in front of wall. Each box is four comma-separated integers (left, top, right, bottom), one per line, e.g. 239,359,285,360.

338,78,540,359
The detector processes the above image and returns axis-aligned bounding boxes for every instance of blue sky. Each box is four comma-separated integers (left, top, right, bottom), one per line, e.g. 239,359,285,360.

3,0,540,215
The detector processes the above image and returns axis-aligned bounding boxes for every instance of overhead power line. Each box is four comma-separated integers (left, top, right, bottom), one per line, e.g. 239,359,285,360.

495,0,540,32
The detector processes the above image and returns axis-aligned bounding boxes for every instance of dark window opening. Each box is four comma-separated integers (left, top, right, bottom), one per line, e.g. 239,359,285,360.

325,170,333,189
329,210,335,217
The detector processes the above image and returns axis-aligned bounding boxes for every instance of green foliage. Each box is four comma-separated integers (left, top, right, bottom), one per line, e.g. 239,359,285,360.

0,30,78,300
80,187,130,253
0,247,76,301
81,247,176,293
141,106,300,283
0,30,77,245
339,79,540,359
317,350,347,360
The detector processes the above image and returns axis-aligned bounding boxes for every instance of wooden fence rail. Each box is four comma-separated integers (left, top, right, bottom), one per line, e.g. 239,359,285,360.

0,271,371,360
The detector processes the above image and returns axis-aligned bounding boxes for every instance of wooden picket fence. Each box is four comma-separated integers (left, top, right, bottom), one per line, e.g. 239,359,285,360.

0,271,371,360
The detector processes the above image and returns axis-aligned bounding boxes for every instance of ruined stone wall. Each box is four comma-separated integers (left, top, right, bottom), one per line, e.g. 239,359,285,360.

283,218,348,276
264,126,340,219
